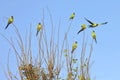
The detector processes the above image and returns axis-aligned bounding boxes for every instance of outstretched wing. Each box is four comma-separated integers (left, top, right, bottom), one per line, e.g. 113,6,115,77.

84,17,94,25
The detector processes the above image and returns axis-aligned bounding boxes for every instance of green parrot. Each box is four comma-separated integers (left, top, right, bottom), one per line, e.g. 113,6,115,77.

71,41,78,53
77,24,86,34
5,16,14,29
69,12,75,20
91,30,97,43
36,22,42,36
84,17,108,28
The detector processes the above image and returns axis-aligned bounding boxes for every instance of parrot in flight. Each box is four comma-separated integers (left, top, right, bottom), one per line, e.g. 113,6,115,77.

84,17,108,28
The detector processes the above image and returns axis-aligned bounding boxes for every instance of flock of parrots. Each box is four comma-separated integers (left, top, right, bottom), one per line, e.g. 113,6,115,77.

69,12,108,53
4,12,108,53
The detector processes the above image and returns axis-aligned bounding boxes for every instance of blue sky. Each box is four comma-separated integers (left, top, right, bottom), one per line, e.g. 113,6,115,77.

0,0,120,80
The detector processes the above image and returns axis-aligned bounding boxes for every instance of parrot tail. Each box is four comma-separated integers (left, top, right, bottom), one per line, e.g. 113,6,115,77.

77,29,82,34
5,23,10,30
95,38,97,44
36,31,39,36
71,50,74,53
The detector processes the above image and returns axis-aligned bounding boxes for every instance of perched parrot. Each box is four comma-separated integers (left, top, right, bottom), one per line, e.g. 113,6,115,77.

91,30,97,43
84,17,108,28
5,16,14,29
77,24,86,34
36,22,42,36
71,41,78,53
69,12,75,20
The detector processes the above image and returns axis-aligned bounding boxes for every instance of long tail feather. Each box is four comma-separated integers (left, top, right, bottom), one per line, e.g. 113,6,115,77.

5,23,10,29
101,22,108,25
36,31,39,36
77,29,82,34
71,50,74,53
95,38,97,43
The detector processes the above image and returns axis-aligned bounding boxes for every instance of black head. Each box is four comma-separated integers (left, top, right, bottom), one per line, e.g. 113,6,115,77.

11,16,13,18
75,41,77,44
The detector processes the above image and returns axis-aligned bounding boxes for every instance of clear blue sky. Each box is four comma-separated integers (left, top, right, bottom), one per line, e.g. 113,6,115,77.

0,0,120,80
